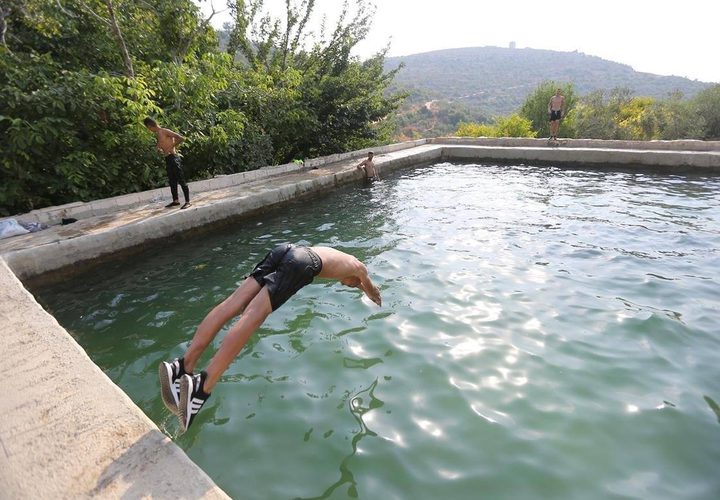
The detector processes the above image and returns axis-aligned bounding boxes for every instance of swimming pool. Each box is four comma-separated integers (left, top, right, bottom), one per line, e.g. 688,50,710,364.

37,162,720,499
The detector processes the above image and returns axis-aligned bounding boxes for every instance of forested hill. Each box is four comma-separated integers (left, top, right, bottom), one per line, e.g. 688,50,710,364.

385,46,711,117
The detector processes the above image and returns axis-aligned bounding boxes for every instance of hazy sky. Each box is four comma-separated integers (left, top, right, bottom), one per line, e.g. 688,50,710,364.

198,0,720,83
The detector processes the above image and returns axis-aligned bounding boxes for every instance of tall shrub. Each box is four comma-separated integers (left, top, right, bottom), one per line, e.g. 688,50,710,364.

0,52,161,214
692,84,720,139
455,114,536,138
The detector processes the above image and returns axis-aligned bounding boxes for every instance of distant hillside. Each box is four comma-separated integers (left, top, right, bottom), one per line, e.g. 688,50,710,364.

384,46,712,138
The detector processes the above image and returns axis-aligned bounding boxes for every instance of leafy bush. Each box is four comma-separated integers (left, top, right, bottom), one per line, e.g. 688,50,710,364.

0,52,161,214
692,84,720,139
650,92,705,140
455,114,536,138
572,90,617,139
494,114,537,137
616,96,657,140
456,122,497,137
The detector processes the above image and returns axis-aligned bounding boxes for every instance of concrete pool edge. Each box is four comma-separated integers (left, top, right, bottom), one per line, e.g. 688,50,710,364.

440,143,720,169
2,137,720,497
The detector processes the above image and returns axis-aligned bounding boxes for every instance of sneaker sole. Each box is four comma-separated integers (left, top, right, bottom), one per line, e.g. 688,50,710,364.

178,375,192,432
159,362,179,415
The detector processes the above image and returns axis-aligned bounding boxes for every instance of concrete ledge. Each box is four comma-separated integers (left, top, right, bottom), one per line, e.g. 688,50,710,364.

0,259,230,499
9,139,428,227
432,136,720,152
440,145,720,169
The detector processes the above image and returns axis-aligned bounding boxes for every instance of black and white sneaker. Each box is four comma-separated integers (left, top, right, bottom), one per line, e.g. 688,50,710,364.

178,371,211,432
159,357,186,415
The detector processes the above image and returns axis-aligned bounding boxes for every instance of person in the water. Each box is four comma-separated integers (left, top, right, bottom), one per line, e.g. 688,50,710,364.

159,244,382,432
356,151,380,181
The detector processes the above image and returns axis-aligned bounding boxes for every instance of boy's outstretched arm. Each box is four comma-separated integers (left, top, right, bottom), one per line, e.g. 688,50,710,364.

360,275,382,306
341,269,381,306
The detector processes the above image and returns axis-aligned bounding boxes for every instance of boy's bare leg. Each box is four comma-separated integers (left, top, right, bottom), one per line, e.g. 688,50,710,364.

183,278,262,373
202,286,273,392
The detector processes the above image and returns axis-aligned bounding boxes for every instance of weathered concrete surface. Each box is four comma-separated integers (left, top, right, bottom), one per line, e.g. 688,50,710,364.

432,136,720,152
441,144,720,169
2,137,720,499
0,259,230,499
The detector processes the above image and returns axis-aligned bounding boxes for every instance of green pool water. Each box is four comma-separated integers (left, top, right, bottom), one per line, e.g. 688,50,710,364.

36,162,720,500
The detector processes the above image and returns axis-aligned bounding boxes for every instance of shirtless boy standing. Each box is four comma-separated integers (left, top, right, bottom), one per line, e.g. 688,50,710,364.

548,89,565,141
144,117,191,209
356,151,380,181
159,243,382,432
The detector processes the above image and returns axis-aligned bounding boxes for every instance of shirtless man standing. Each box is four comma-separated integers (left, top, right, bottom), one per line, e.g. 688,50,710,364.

356,151,380,181
548,89,565,141
159,243,382,432
144,117,191,209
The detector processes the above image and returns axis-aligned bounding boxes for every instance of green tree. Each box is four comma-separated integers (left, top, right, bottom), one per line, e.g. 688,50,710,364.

226,0,405,161
146,52,275,177
519,81,577,138
651,91,705,140
0,0,237,214
692,84,720,139
3,0,220,73
0,0,406,215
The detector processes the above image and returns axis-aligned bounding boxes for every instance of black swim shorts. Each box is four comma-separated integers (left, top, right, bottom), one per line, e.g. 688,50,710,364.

249,243,323,310
549,110,562,121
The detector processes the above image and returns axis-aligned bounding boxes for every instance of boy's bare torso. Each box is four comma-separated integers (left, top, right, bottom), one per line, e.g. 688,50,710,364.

311,246,362,279
154,127,182,155
549,95,565,111
360,159,378,177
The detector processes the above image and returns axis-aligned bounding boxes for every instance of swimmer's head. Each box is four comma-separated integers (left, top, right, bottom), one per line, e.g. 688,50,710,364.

143,117,158,130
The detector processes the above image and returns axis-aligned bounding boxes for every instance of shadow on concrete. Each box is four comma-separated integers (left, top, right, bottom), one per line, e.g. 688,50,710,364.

92,429,222,499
